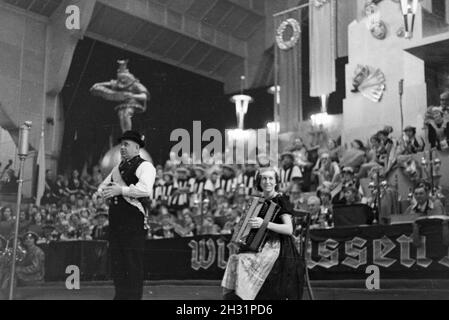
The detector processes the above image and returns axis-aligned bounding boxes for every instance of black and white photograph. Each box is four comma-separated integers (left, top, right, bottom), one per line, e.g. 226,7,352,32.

0,0,448,304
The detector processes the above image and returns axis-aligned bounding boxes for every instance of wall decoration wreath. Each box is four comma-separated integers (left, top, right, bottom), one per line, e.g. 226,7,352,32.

276,18,301,51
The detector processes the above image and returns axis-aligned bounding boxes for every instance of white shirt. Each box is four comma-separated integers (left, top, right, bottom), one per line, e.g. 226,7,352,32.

98,161,156,214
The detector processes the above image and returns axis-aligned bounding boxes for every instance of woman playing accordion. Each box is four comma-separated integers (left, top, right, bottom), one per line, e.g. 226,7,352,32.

221,167,305,300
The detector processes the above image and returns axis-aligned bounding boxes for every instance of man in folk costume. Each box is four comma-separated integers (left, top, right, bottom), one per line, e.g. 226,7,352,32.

95,131,156,300
279,152,303,193
237,163,258,196
189,166,214,202
156,171,175,207
151,179,162,207
171,167,191,210
215,165,238,198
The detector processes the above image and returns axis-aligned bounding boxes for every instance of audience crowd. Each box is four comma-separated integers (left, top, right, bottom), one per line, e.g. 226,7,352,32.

1,99,449,243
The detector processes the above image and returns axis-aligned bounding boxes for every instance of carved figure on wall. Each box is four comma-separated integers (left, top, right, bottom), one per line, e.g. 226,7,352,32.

90,60,150,133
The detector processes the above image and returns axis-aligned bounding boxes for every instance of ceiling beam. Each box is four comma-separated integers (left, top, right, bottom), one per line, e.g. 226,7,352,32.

96,0,247,58
86,31,226,83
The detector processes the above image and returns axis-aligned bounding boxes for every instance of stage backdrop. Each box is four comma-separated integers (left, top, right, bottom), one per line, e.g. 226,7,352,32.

41,218,449,282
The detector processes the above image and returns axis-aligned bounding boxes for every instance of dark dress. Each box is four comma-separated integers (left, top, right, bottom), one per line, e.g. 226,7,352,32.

255,194,305,300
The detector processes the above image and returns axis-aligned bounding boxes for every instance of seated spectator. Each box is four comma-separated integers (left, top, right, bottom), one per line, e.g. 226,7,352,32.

332,167,364,205
0,207,14,238
1,169,18,194
215,165,238,198
317,187,334,225
213,189,230,217
152,214,176,239
307,196,332,230
327,139,342,163
66,213,82,240
439,91,449,113
81,171,98,194
28,212,44,238
199,216,221,235
18,209,31,236
340,140,366,172
312,153,340,186
79,218,92,240
232,187,247,212
279,152,303,193
377,130,394,156
91,211,109,241
220,220,235,235
404,182,446,217
289,183,306,212
92,165,104,187
38,208,52,226
342,186,361,206
425,107,449,151
57,221,72,241
289,137,310,169
358,135,384,179
0,232,45,299
54,174,68,199
399,126,425,155
40,224,58,244
179,212,197,237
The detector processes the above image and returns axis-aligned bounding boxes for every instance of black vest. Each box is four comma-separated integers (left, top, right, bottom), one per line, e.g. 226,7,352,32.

114,156,151,210
118,156,146,186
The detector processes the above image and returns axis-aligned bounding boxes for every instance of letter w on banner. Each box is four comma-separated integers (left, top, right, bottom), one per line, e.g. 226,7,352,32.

274,5,305,133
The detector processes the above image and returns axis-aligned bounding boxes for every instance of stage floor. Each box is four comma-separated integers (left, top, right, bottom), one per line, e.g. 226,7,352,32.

2,280,448,300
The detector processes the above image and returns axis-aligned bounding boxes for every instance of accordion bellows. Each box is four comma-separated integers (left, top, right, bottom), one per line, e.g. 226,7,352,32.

231,197,281,252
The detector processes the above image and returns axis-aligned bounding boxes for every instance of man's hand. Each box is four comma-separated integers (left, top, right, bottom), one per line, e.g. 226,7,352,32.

249,217,264,229
102,183,123,199
92,191,102,202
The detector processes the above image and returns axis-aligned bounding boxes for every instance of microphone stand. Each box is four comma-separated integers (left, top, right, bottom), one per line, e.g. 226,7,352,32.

300,211,314,300
9,121,32,300
399,79,404,133
429,149,435,196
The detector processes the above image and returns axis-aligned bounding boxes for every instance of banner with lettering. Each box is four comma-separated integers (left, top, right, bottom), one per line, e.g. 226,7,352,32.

41,219,449,281
307,220,449,280
145,219,449,281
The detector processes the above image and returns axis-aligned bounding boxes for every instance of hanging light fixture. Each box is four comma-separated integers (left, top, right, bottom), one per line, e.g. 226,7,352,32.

400,0,420,39
268,85,281,105
230,76,253,130
311,94,330,127
267,121,280,134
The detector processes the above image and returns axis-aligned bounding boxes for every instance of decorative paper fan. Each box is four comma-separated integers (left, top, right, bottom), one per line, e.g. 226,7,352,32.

351,65,386,102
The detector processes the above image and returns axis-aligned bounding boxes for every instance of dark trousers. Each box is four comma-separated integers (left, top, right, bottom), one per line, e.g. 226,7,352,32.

109,198,146,300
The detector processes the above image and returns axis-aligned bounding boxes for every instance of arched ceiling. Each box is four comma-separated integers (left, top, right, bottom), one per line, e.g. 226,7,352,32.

1,0,266,83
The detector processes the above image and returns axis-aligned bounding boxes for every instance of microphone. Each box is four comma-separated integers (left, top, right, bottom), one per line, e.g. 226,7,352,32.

399,79,404,96
18,121,32,157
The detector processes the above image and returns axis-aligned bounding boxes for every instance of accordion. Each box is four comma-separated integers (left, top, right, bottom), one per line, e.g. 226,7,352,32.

231,197,281,252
